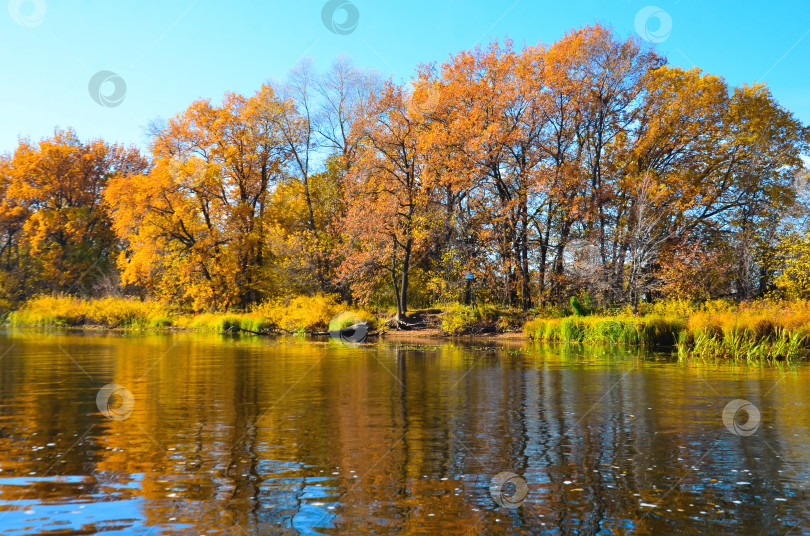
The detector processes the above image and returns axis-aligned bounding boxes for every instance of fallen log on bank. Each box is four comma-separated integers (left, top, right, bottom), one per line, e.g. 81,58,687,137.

219,326,283,336
220,323,381,341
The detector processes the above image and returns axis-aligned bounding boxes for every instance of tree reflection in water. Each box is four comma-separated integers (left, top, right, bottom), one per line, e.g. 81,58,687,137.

0,332,807,535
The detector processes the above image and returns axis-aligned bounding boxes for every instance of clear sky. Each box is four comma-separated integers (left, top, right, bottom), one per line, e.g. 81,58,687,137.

1,0,808,153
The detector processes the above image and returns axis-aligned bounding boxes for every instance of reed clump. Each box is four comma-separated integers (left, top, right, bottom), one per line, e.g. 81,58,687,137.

678,301,810,362
525,299,810,362
524,315,682,347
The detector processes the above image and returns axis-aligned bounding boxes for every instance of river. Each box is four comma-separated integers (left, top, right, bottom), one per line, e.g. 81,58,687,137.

0,330,808,535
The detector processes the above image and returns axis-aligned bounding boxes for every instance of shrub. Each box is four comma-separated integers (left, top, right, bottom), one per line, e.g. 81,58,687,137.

253,294,341,332
9,296,171,328
440,302,519,335
440,303,478,335
570,296,586,316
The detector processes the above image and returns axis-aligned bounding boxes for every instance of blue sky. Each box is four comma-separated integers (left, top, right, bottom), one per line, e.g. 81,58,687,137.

1,0,808,153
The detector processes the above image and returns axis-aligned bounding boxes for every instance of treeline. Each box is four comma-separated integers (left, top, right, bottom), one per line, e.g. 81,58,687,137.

1,25,809,317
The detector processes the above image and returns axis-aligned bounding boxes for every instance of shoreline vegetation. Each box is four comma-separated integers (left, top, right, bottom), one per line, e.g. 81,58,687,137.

4,295,809,363
1,25,809,368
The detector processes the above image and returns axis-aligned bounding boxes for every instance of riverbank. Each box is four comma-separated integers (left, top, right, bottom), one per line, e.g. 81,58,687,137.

2,296,521,336
4,296,809,362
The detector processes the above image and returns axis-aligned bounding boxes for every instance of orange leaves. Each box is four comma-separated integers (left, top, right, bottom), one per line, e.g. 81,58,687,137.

338,78,447,314
0,129,147,298
105,85,292,310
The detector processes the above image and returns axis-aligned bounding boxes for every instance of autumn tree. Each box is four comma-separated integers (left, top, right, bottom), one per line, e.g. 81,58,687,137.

425,40,554,309
316,56,382,173
273,59,381,296
275,59,329,291
0,129,146,305
106,85,289,310
339,81,444,321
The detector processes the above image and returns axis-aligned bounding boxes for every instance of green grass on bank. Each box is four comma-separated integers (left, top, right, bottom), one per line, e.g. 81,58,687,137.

524,299,810,362
524,315,684,347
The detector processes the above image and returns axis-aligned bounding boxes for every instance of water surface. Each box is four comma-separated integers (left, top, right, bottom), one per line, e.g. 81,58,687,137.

0,330,808,535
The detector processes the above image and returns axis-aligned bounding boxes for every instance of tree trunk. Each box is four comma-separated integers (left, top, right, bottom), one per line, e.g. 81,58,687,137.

399,237,413,320
519,203,531,311
392,242,402,323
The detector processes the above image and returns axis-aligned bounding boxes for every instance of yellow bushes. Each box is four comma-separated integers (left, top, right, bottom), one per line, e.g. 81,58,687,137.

9,296,171,328
440,303,481,334
773,231,810,299
252,294,342,332
440,303,522,334
8,293,374,333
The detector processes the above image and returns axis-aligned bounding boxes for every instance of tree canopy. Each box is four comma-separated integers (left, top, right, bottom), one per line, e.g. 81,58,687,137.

1,25,808,313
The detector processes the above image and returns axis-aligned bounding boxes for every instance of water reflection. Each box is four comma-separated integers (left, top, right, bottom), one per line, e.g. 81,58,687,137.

0,331,808,534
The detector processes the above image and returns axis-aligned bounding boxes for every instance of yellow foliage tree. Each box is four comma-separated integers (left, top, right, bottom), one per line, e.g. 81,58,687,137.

0,128,145,304
106,85,290,310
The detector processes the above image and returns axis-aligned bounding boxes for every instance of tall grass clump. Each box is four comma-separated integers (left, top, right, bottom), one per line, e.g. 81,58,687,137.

525,313,683,347
526,298,810,361
8,293,371,334
9,296,171,328
586,318,641,345
676,301,810,362
639,315,684,347
559,317,586,342
679,328,805,363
